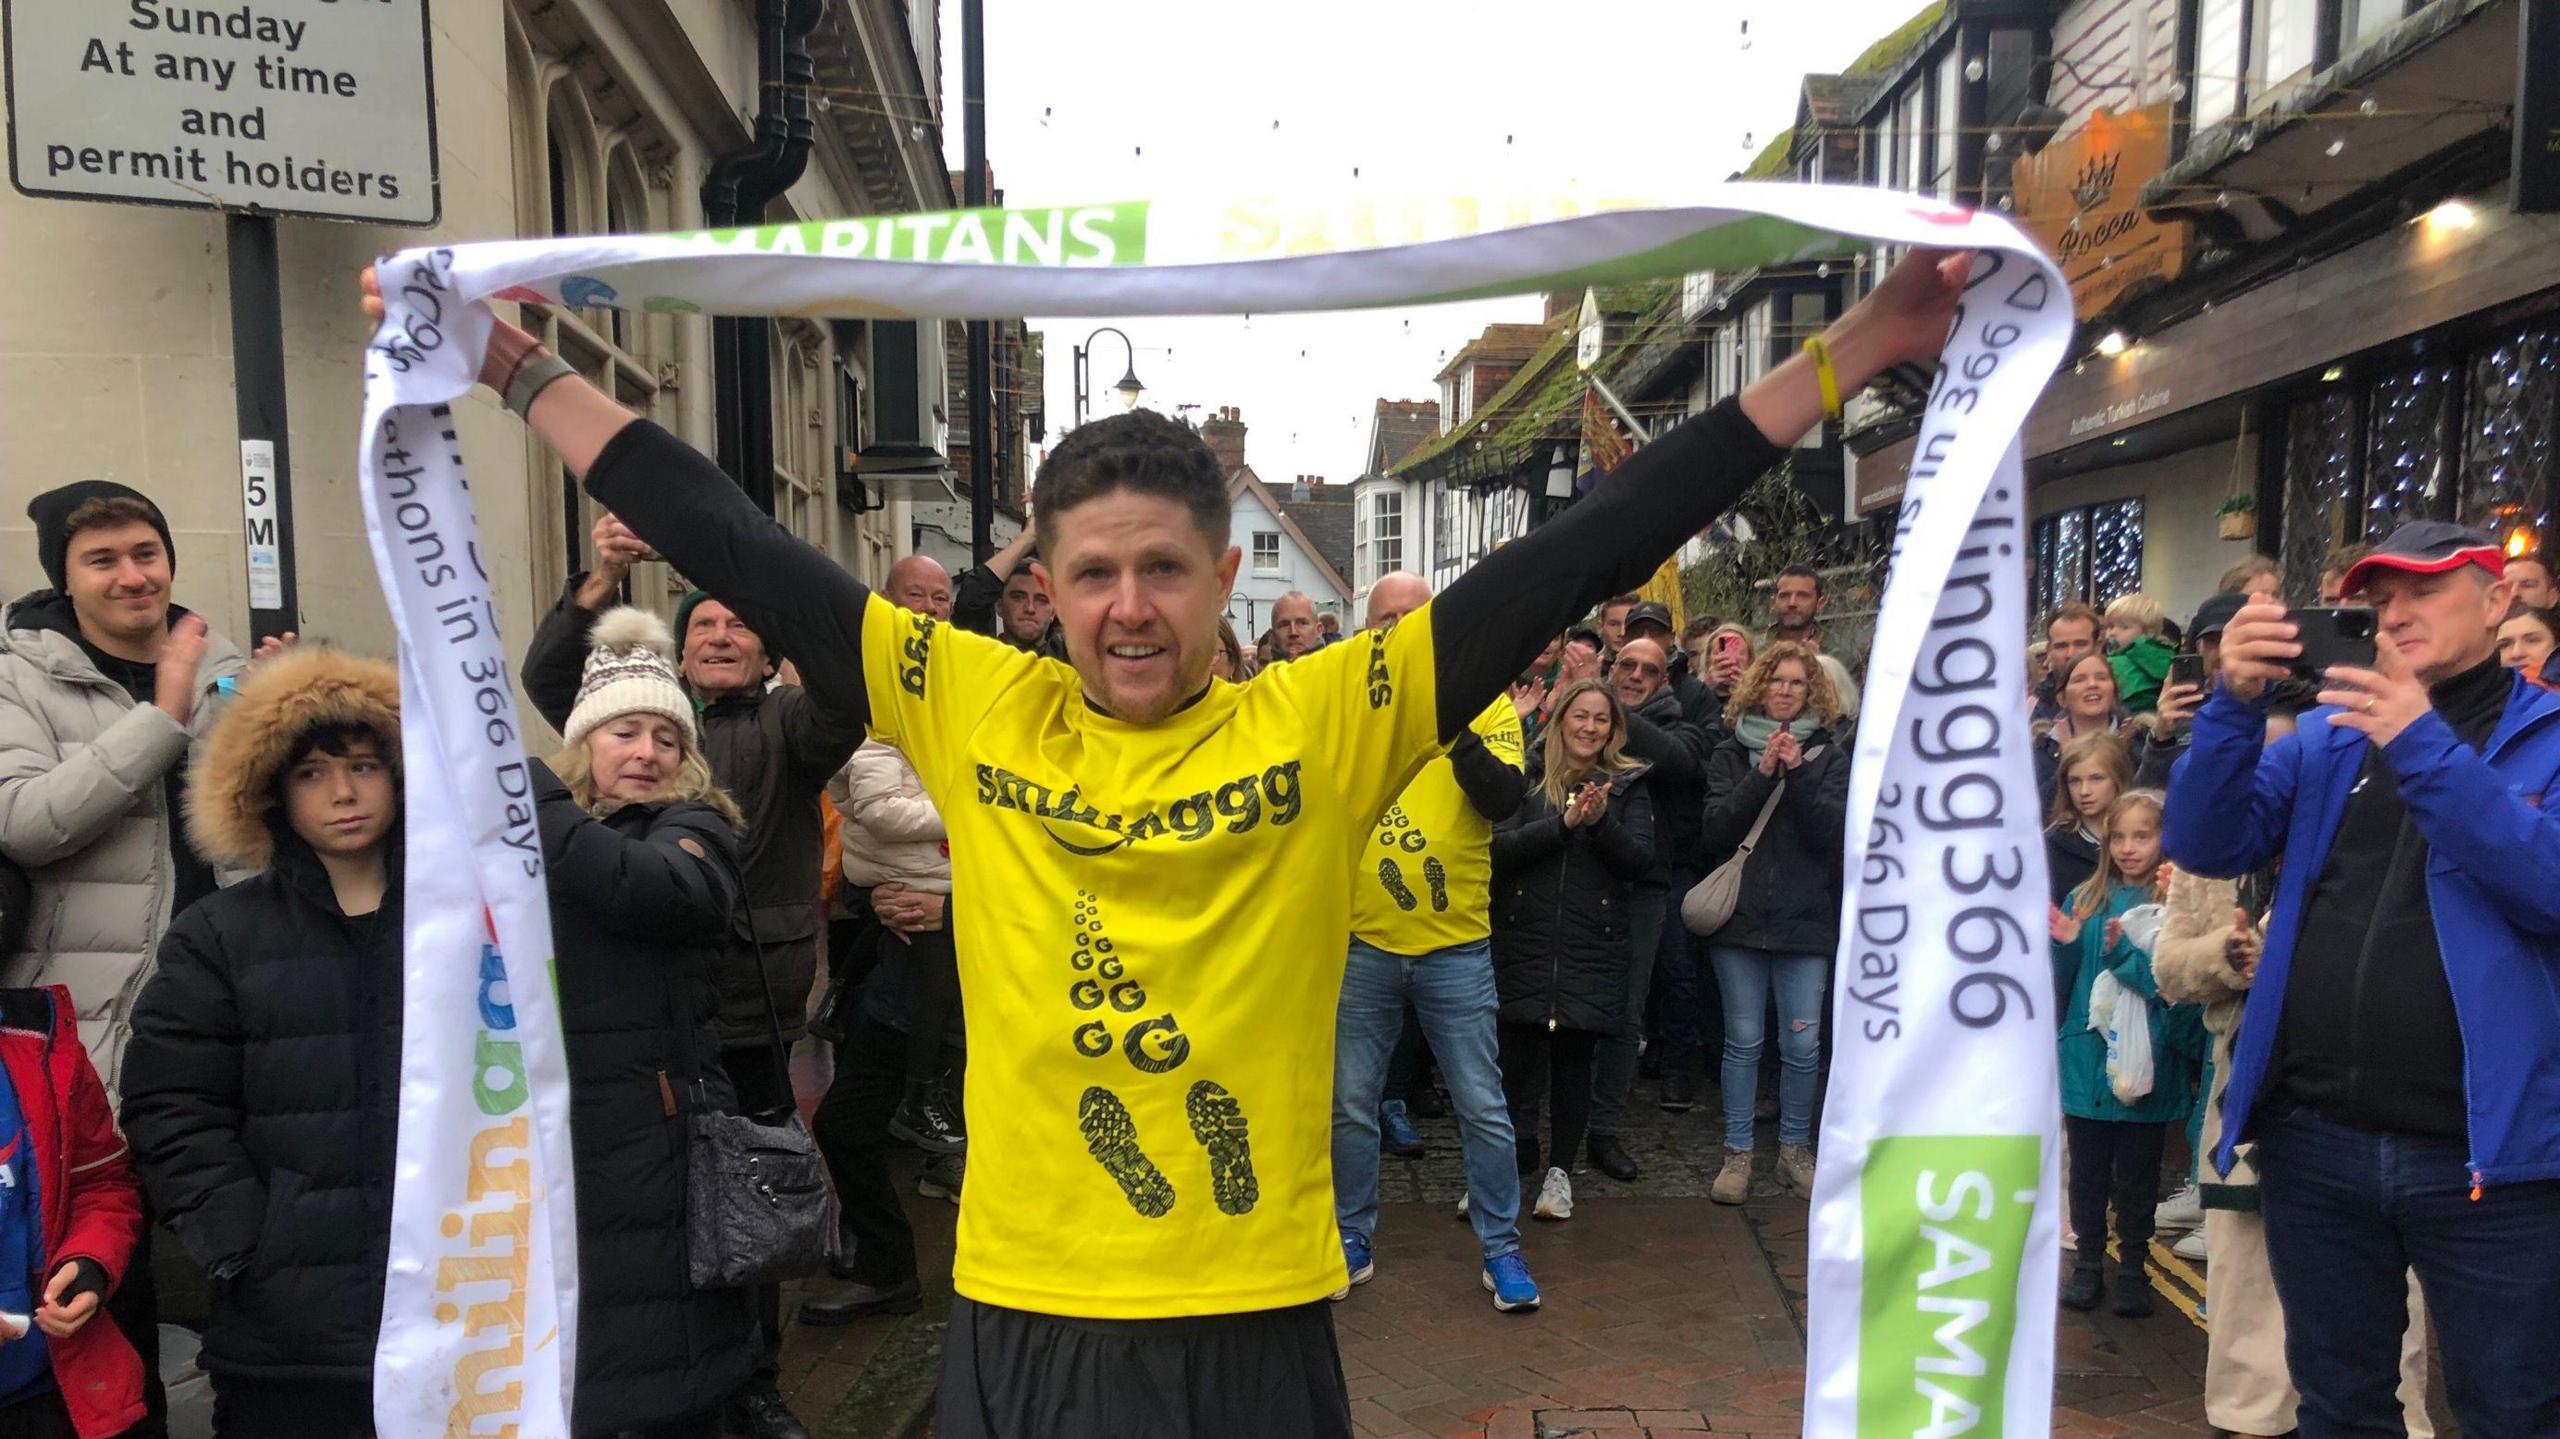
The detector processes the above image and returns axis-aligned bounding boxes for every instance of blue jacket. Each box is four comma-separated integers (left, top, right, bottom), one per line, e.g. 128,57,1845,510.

2165,675,2560,1189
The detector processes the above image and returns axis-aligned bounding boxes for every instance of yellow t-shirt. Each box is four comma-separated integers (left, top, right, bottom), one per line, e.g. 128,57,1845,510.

1350,695,1524,955
859,593,1442,1317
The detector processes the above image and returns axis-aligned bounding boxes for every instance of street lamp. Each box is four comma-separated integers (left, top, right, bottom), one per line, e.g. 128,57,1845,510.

1073,326,1145,428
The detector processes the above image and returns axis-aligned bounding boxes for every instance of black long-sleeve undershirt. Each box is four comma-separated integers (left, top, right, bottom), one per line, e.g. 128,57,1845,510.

1423,399,1782,740
581,397,1782,746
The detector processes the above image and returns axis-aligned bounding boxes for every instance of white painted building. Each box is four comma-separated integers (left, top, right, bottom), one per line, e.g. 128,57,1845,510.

1224,465,1350,640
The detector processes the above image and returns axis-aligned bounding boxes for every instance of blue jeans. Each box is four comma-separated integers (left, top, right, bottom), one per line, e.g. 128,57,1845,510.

2255,1100,2560,1438
1708,945,1827,1150
1333,938,1521,1260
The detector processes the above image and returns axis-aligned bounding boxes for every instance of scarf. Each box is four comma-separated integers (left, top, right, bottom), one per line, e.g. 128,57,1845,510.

1734,713,1821,756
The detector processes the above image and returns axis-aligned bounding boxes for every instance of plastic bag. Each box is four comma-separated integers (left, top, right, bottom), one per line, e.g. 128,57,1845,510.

2088,969,2156,1104
2117,902,2167,956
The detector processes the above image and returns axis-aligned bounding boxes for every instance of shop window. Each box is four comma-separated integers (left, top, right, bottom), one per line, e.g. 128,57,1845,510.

2362,360,2460,537
2280,389,2363,598
2032,498,2143,619
2277,319,2554,594
2458,321,2560,561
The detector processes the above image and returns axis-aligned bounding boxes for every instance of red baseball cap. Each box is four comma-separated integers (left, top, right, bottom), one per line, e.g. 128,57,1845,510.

2338,520,2505,597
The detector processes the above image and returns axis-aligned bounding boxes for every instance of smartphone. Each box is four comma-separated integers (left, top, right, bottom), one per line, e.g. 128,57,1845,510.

2290,606,2379,680
1716,631,1746,664
2168,652,2207,692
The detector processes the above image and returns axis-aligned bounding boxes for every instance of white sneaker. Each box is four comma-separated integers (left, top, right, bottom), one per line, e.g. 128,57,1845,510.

1456,1192,1470,1220
2155,1181,2204,1231
1532,1166,1574,1221
2173,1228,2208,1262
2061,1226,2077,1252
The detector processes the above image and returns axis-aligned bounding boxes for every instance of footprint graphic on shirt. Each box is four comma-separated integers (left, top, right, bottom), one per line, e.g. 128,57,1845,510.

1078,1087,1175,1219
1423,857,1449,913
1377,858,1419,912
1186,1081,1259,1215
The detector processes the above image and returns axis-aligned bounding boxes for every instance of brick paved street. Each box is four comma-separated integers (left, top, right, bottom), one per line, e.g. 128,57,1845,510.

774,1077,2333,1437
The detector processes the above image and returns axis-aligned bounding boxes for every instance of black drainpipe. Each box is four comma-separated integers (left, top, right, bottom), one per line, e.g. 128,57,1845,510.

704,0,823,514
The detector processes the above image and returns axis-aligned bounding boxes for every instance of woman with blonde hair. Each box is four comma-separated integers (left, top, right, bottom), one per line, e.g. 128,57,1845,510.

537,608,757,1437
1697,641,1848,1205
1488,680,1655,1224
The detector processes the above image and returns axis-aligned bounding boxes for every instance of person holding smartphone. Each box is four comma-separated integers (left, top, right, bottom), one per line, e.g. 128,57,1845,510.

2167,520,2560,1436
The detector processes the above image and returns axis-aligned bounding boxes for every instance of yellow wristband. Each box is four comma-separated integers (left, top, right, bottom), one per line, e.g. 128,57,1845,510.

1803,336,1843,423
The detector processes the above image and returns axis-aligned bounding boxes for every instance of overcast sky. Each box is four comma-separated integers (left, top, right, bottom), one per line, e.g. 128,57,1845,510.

946,0,1931,487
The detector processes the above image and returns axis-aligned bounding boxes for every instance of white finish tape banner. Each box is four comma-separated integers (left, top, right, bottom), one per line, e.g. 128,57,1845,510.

356,183,2067,1436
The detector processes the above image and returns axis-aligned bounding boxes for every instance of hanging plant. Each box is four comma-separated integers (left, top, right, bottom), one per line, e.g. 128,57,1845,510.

2217,491,2257,539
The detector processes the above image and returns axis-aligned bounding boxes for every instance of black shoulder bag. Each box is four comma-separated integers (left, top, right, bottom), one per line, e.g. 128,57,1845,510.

681,853,838,1290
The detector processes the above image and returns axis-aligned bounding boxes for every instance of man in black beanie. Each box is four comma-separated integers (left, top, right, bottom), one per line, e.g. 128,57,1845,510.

1,480,249,1435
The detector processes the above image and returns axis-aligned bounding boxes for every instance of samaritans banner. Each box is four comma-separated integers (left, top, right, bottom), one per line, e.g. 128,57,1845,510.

355,184,2066,1437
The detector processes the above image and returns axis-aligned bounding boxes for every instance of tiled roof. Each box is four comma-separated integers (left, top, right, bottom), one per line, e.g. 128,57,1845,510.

1277,485,1356,585
1369,399,1441,473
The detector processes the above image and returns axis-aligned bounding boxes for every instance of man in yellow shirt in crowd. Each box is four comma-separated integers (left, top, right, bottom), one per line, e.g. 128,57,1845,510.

1329,571,1538,1311
365,246,1963,1438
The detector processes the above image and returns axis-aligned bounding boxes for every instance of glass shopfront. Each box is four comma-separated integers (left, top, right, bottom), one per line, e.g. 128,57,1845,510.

2280,318,2560,595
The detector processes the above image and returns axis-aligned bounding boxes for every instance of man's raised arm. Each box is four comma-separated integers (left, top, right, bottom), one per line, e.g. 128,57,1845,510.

1426,250,1970,743
364,272,875,729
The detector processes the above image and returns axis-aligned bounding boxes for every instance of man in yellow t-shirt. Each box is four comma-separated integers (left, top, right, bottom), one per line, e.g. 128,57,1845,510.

389,243,1964,1437
1330,572,1541,1312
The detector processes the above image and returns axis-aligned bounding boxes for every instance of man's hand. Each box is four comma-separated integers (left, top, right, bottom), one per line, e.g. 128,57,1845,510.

2153,680,2203,738
33,1261,100,1339
250,631,297,663
2217,601,2300,704
871,882,947,937
574,513,648,610
362,266,542,394
155,613,210,724
2319,632,2431,747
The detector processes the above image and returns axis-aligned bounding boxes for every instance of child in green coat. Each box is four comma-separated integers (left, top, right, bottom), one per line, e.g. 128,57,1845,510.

2047,789,2200,1320
2104,593,2175,714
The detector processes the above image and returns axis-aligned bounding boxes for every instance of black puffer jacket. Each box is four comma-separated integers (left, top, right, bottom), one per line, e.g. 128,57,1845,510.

120,837,403,1381
1698,728,1850,955
534,764,756,1436
525,581,864,1046
1489,762,1656,1033
1620,684,1719,873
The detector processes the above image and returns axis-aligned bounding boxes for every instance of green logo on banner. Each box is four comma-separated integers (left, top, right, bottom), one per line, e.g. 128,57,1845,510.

1859,1135,2041,1437
696,202,1150,267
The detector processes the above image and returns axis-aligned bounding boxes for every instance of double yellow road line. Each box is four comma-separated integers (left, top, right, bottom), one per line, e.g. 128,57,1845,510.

2099,1235,2209,1330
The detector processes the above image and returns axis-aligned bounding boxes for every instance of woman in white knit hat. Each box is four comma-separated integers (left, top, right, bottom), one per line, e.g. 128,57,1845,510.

536,607,757,1438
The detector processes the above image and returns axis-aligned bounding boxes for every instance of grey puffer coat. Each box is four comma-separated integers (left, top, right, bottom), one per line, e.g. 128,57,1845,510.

0,603,244,1100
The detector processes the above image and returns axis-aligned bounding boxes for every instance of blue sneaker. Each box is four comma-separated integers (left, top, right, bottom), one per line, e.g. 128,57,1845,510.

1380,1099,1426,1158
1482,1252,1540,1312
1329,1231,1375,1301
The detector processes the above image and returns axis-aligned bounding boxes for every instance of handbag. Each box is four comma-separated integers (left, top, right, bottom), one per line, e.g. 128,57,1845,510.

1681,780,1783,936
683,872,839,1290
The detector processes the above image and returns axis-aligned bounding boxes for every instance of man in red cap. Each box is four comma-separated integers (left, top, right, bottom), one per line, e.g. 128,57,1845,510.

2167,518,2560,1436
